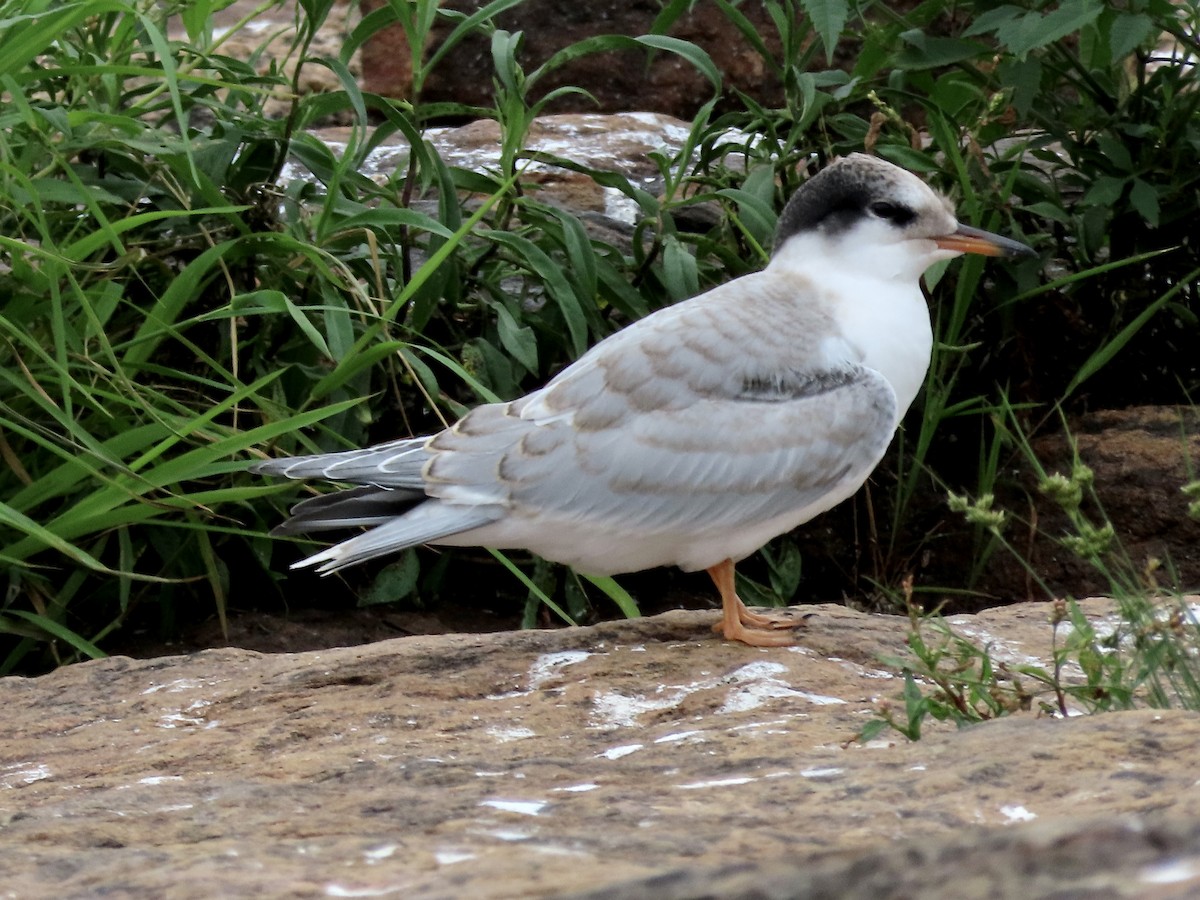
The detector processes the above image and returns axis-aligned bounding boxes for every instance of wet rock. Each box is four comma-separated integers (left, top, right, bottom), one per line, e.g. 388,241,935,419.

293,112,733,256
3,598,1200,897
300,111,700,208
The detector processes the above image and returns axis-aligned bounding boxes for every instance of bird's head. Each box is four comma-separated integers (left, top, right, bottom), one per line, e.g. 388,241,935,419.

772,153,1033,278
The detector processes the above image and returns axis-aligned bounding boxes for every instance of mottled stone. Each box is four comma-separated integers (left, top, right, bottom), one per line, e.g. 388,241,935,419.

3,599,1200,897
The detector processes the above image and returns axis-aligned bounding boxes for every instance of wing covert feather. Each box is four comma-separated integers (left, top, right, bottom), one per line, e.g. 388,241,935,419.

501,366,897,534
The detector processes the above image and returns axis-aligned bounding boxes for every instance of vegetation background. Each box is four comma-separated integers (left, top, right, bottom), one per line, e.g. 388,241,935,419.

1,0,1197,676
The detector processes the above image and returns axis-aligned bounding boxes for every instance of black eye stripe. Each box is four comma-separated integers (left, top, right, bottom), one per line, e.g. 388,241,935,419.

773,155,930,248
870,201,915,224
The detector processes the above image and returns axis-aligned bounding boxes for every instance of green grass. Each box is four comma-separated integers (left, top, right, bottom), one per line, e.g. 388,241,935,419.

861,403,1200,742
0,0,1197,675
861,568,1200,743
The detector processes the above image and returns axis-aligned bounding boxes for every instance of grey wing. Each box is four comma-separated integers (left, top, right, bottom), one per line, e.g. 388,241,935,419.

501,364,898,536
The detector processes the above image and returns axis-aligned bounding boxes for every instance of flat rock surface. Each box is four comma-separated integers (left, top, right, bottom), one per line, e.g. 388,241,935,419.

4,598,1200,897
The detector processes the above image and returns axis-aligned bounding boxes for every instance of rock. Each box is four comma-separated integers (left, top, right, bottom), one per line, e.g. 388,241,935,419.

359,0,789,119
299,111,701,205
569,816,1200,899
292,112,734,257
4,598,1200,897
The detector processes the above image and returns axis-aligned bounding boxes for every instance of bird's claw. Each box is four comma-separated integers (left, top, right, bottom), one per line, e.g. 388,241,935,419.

713,617,799,647
711,608,804,646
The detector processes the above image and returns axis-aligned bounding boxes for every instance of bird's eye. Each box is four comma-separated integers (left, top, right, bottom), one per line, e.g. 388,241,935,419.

869,201,908,222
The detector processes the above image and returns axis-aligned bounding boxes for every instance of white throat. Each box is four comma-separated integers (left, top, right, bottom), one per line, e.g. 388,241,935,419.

770,232,937,422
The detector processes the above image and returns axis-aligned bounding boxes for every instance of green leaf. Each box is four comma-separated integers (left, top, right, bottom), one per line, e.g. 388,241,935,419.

484,230,589,358
331,207,455,239
1128,178,1160,227
661,235,699,302
1078,643,1103,684
632,34,722,90
532,34,721,93
902,672,927,740
997,56,1043,117
710,0,782,78
488,549,576,625
0,500,120,575
545,206,599,310
180,0,214,44
992,0,1104,58
227,290,333,359
0,2,126,79
964,6,1023,38
896,31,989,69
425,0,529,72
491,29,524,96
63,206,248,264
1108,12,1155,61
856,719,890,743
1035,0,1105,48
1083,175,1127,207
581,574,641,619
596,259,651,320
1095,133,1133,172
765,541,802,599
493,302,539,373
717,187,776,252
360,550,421,607
4,610,106,660
798,0,849,63
1066,265,1198,397
411,345,504,405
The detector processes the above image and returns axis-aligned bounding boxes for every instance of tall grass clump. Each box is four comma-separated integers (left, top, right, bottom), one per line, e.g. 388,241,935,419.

0,0,1196,672
0,0,318,671
0,0,719,670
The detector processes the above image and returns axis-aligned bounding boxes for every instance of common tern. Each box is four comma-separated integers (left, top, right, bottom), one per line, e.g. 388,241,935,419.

253,153,1033,646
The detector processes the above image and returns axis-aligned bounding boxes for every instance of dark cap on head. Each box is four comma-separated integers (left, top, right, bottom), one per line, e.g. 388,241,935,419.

774,154,916,250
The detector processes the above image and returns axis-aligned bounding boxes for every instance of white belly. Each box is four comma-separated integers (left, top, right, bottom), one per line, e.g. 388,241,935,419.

436,461,872,575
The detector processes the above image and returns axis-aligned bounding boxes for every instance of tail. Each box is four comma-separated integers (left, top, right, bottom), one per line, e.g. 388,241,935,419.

288,498,503,574
268,485,426,535
254,438,504,573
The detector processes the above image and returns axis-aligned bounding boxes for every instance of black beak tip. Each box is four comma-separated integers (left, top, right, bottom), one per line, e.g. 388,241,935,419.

946,223,1037,259
1007,239,1038,259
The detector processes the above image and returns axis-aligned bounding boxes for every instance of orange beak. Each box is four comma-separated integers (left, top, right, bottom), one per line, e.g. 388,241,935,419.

935,223,1035,258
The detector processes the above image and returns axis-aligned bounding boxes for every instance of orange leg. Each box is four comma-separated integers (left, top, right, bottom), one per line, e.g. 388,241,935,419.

705,559,798,647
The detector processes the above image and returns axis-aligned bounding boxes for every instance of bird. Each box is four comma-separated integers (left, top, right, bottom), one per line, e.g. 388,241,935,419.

252,153,1034,647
